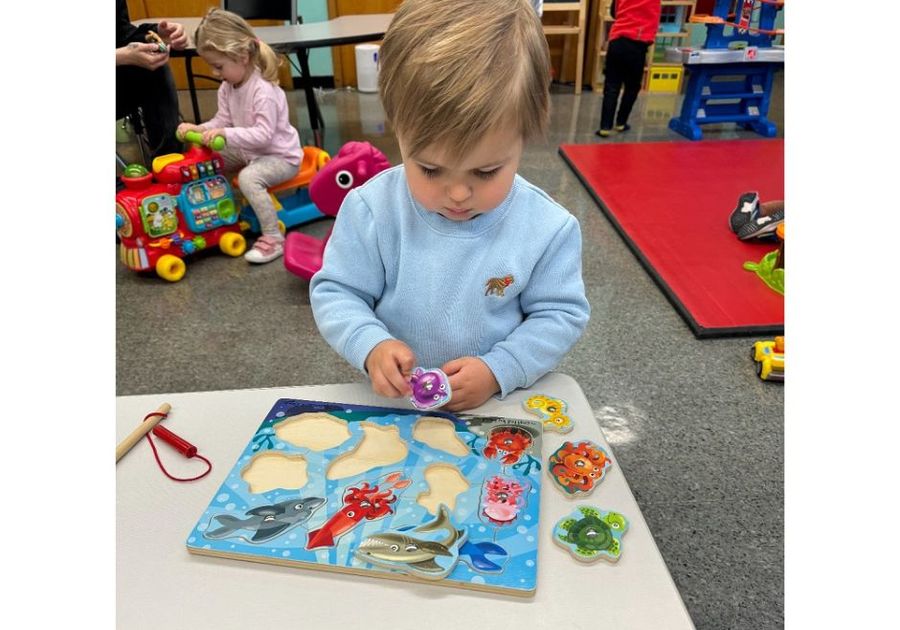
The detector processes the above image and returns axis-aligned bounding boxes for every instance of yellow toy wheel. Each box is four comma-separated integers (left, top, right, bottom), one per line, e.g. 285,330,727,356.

317,151,331,170
156,255,186,282
219,231,247,257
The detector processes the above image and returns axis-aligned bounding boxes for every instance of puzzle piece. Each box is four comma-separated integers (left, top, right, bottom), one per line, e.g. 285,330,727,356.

547,439,612,498
553,506,628,563
523,394,574,433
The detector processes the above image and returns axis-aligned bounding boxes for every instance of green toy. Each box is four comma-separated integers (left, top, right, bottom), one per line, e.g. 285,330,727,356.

553,506,629,563
743,250,784,295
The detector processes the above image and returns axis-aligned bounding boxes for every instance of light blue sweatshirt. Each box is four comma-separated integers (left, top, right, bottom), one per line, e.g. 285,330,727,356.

309,165,590,398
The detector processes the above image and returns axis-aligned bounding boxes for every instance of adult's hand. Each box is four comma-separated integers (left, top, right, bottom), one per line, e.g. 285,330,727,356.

158,20,189,50
116,42,170,70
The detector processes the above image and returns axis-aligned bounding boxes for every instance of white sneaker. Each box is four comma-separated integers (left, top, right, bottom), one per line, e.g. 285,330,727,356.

244,234,284,264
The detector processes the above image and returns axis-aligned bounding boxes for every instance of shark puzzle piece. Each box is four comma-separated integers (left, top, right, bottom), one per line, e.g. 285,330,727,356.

204,496,325,543
354,504,467,580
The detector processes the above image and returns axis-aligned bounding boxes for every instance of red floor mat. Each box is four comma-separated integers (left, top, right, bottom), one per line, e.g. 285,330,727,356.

560,140,784,338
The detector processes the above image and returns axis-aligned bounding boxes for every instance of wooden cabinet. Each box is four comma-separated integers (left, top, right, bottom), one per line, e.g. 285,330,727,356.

541,1,589,94
586,0,696,91
327,0,401,88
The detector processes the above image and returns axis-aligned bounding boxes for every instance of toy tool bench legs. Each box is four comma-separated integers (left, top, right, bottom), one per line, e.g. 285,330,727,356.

669,62,779,141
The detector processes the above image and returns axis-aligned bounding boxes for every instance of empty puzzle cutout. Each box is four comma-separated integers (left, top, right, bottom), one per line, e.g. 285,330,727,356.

241,452,309,494
275,412,352,451
412,417,469,456
326,422,408,480
417,464,470,514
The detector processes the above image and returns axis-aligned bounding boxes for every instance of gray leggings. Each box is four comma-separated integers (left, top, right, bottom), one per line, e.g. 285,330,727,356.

222,149,297,239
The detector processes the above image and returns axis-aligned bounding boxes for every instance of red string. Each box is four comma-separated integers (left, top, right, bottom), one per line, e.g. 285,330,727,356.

142,411,213,482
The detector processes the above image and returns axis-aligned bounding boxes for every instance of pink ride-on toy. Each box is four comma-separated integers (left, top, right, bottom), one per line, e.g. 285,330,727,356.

283,141,391,280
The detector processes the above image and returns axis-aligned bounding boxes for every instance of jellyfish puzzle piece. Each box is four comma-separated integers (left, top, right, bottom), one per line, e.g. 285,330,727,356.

409,367,452,411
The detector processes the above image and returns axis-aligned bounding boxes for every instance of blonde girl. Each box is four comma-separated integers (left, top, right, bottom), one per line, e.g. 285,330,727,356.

178,8,301,264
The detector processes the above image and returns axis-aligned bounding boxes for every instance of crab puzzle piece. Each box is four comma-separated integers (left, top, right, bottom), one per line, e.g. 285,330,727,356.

523,394,574,433
553,506,629,563
548,439,612,498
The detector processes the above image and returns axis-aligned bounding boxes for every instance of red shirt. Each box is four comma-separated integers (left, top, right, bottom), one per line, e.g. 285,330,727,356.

609,0,663,44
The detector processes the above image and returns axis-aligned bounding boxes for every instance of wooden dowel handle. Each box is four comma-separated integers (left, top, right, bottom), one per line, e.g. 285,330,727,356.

116,403,172,463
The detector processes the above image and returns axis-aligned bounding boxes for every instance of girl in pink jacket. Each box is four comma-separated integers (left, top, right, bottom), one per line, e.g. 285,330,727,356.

178,8,302,264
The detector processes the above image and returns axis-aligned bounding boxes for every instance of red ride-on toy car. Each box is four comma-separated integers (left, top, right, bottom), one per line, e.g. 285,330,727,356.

116,131,246,282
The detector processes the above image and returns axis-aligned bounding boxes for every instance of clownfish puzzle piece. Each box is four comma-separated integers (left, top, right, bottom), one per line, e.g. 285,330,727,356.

547,439,612,498
409,367,451,411
553,505,629,564
523,394,574,433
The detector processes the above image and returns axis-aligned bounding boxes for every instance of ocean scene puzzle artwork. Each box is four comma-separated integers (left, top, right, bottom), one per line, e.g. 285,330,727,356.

186,399,544,596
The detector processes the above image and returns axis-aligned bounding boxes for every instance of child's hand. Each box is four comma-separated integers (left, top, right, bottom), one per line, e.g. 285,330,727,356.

440,357,500,412
177,122,202,139
365,340,416,399
202,128,226,146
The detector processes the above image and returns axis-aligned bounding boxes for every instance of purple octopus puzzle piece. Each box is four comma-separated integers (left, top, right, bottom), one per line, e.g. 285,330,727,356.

409,367,452,411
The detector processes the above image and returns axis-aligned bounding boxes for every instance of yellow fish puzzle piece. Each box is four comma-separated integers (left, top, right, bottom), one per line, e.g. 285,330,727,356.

523,394,574,434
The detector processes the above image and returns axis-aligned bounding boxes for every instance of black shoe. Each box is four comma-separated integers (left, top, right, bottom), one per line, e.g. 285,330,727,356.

614,123,631,132
737,208,783,240
729,191,759,233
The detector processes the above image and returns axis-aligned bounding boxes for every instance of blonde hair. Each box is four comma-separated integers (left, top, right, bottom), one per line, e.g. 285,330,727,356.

378,0,550,161
194,8,281,83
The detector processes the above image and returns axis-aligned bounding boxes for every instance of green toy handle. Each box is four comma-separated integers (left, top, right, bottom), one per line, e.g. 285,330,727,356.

180,130,226,151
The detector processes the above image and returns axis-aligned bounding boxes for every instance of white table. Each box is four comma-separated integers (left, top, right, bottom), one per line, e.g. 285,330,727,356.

135,14,393,145
116,373,694,629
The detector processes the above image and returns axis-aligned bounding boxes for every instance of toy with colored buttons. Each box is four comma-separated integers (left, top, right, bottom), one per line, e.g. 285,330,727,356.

547,439,612,497
522,394,573,433
553,505,628,564
408,367,451,411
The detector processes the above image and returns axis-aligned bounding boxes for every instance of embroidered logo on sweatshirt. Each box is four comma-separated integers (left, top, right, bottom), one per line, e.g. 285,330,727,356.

485,275,514,297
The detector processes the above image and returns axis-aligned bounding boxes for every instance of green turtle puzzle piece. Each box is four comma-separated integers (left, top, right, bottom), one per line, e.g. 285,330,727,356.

553,506,629,564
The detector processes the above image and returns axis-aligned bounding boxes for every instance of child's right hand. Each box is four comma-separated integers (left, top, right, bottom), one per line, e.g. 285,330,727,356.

365,340,416,399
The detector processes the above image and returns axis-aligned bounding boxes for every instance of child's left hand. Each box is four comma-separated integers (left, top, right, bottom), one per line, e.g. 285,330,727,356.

440,357,500,412
202,128,226,146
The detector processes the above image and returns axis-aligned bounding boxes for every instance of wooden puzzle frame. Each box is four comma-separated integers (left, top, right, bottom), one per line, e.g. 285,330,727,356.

187,399,544,596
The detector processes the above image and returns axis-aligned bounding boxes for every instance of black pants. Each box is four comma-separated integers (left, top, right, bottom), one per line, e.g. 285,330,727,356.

599,37,650,131
116,64,182,159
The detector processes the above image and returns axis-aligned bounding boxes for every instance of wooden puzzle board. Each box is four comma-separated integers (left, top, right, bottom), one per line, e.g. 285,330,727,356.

186,399,544,596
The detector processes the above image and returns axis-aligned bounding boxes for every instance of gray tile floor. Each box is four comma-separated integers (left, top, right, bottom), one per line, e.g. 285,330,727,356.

117,76,784,629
